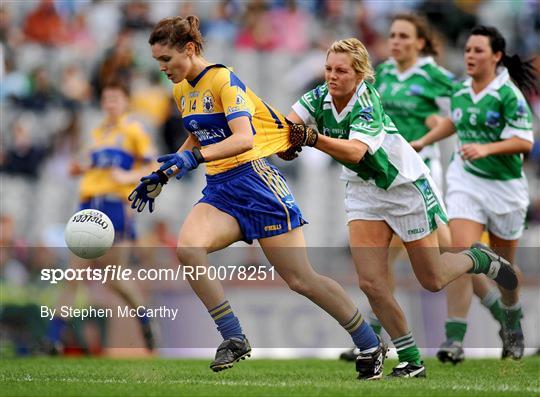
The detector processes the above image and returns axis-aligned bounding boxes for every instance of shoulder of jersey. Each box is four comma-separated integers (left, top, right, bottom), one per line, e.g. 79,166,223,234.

310,83,328,100
421,61,455,83
123,115,148,134
375,60,395,76
354,83,378,121
500,79,526,103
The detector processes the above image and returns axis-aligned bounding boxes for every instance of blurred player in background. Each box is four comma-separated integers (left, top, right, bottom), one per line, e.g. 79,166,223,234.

129,15,386,380
411,26,535,363
285,37,519,378
46,81,157,353
340,13,455,362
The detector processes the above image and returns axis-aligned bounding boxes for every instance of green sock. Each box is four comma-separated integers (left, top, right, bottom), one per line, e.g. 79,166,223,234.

368,311,382,336
501,303,523,330
464,248,491,274
480,289,504,324
445,318,467,342
393,332,422,365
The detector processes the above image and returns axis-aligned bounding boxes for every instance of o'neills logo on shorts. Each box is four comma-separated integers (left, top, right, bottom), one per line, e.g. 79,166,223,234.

264,224,282,232
407,227,425,235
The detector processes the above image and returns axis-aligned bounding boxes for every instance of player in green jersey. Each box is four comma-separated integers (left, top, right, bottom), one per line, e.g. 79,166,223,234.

375,13,454,188
339,13,457,363
412,26,535,362
283,37,520,378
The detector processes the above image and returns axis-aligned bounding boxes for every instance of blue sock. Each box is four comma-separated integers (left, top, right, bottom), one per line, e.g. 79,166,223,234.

208,301,243,340
343,309,379,351
47,317,67,343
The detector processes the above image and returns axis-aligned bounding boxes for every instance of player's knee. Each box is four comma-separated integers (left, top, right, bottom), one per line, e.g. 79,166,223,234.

419,275,444,292
358,277,387,298
176,244,207,265
284,275,313,297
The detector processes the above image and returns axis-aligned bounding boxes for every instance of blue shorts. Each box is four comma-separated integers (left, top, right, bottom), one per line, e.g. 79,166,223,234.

79,196,136,241
198,159,307,244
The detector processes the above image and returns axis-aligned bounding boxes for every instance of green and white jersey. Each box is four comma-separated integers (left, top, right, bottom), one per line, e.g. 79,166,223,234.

374,57,455,160
292,81,429,190
451,67,534,180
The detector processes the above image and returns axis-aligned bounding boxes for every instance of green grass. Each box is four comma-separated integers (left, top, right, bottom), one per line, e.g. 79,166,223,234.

1,357,539,397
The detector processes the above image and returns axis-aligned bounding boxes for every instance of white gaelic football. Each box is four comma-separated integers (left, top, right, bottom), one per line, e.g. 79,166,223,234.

65,209,115,259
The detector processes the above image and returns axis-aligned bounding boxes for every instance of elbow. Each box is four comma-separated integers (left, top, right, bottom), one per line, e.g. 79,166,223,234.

348,152,365,163
523,141,533,153
348,145,368,163
238,134,254,153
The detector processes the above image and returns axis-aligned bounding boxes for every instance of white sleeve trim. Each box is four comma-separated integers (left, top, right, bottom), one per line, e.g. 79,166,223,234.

291,101,315,125
349,131,384,154
500,126,534,142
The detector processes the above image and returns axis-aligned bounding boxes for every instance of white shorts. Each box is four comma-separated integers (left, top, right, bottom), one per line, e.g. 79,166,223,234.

446,158,528,240
345,176,448,242
446,191,527,240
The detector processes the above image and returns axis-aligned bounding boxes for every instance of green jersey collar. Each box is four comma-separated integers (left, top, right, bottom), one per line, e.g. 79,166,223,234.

463,67,509,104
387,56,435,82
323,81,366,123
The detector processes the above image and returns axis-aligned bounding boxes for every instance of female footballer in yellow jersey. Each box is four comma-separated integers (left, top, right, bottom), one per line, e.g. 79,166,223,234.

129,16,386,379
46,82,157,353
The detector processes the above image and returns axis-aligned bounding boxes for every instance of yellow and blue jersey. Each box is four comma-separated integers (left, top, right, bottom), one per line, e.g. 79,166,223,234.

172,64,291,175
79,114,153,202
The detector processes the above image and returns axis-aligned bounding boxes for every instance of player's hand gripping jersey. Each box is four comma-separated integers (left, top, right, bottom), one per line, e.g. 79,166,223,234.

292,81,430,190
80,115,153,201
173,64,291,174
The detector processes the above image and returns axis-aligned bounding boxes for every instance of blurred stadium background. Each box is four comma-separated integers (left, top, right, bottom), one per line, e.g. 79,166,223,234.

1,0,539,358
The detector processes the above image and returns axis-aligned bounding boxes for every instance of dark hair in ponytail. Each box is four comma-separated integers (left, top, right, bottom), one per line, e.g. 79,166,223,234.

392,13,438,56
470,25,537,94
149,15,204,54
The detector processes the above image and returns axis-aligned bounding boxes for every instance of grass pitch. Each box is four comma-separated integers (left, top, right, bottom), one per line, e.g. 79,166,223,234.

1,356,538,396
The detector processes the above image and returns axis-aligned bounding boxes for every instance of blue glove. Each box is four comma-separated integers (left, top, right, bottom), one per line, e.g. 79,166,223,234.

128,170,168,213
157,150,201,180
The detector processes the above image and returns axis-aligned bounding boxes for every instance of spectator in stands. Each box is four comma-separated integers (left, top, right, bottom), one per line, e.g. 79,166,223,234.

19,67,60,111
0,116,47,180
23,0,69,46
60,65,93,110
235,0,277,51
202,0,239,45
93,28,137,99
269,0,310,53
121,0,153,31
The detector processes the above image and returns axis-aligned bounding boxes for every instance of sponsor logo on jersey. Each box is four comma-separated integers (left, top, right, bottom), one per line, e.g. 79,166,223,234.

407,84,424,96
189,91,199,98
516,99,528,117
235,94,246,105
485,111,501,128
202,91,214,113
323,127,348,139
189,119,200,130
313,86,324,99
358,107,374,122
452,108,462,122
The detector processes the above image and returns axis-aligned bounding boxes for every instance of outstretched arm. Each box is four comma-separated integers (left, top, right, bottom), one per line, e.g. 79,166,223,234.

285,111,369,163
315,135,369,164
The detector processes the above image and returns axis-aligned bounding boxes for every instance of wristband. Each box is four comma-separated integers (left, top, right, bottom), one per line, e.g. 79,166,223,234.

192,147,206,164
155,169,169,184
